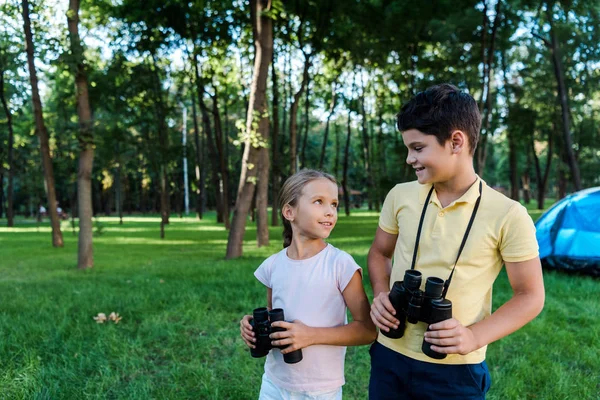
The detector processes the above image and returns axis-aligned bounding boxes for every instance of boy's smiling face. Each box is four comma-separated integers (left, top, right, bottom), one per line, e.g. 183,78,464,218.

402,128,457,184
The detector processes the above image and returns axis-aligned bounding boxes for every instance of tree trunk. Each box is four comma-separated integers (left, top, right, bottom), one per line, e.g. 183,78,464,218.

546,3,582,191
116,162,123,225
149,54,170,235
300,74,311,169
0,71,15,227
476,1,501,175
377,94,387,178
359,78,375,210
68,0,95,267
191,87,204,219
194,54,225,223
271,47,280,227
334,122,340,177
22,0,63,247
210,90,230,229
319,79,338,170
522,169,531,204
256,144,270,247
342,111,352,217
0,171,4,218
226,0,273,259
289,54,310,174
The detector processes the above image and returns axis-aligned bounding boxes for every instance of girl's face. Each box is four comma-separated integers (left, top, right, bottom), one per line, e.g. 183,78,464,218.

284,178,339,241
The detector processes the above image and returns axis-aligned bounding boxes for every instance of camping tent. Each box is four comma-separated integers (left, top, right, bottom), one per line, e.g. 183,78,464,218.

535,187,600,276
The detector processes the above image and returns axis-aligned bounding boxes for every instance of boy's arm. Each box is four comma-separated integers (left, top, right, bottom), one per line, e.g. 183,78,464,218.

270,271,377,351
368,228,400,332
424,257,545,355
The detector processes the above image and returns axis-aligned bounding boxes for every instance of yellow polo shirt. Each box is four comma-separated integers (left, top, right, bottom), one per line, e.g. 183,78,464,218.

377,177,538,364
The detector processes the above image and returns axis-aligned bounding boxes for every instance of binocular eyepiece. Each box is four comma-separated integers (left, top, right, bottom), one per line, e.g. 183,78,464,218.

382,270,453,359
249,307,303,364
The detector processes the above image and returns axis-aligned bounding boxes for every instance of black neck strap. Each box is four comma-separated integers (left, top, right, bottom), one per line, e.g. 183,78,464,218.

410,181,483,298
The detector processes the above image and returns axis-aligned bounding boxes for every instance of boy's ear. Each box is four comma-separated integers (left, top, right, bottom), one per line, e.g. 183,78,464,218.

450,130,467,153
282,204,295,222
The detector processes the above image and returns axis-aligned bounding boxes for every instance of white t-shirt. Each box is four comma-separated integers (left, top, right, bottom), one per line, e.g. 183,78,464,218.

254,243,361,392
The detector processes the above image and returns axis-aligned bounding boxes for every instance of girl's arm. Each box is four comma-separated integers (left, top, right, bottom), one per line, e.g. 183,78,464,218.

240,288,272,349
270,271,377,353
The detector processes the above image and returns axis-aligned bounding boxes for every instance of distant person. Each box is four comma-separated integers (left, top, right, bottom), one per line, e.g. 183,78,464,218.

368,84,545,399
56,202,68,220
240,169,377,399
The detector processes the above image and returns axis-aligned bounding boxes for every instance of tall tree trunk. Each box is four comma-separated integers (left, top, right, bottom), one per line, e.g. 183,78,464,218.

359,77,375,210
476,0,501,175
22,0,63,247
319,79,338,170
211,90,230,229
557,162,567,200
342,111,352,217
546,3,582,191
271,47,280,227
0,171,4,218
377,93,387,178
256,143,270,247
300,74,311,169
191,87,204,219
116,162,123,225
531,127,553,210
289,54,310,174
68,0,95,267
334,122,340,177
522,169,531,204
149,54,170,236
0,71,15,227
194,54,225,222
226,0,273,259
370,119,380,211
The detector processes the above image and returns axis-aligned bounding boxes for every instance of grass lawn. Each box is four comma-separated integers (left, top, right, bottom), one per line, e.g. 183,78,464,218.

0,205,597,399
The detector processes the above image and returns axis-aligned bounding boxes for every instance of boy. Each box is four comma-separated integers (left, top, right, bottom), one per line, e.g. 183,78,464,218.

368,84,545,399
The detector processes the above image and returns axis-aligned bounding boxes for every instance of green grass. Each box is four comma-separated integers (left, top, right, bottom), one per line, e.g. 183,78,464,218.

0,208,598,399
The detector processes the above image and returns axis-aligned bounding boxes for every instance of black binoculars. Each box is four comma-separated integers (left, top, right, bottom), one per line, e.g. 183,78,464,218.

381,270,453,359
249,307,303,364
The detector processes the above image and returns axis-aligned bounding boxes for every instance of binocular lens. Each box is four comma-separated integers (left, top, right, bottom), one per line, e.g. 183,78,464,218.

424,277,445,298
404,270,422,290
253,307,269,322
269,308,285,322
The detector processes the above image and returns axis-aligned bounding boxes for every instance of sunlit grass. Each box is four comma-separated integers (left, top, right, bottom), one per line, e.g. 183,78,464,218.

0,205,597,399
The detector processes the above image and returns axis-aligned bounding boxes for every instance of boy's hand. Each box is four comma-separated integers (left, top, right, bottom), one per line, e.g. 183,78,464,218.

269,320,314,354
240,315,256,349
423,318,479,355
370,291,399,332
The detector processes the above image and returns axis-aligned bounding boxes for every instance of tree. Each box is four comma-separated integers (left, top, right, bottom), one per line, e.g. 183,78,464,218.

226,0,273,259
533,1,582,191
21,0,63,247
66,0,94,268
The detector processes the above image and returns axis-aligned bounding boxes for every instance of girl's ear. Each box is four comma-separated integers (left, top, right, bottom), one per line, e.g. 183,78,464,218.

282,204,295,222
450,130,466,153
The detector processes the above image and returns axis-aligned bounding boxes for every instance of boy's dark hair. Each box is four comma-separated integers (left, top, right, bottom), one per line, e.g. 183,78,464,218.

396,84,481,153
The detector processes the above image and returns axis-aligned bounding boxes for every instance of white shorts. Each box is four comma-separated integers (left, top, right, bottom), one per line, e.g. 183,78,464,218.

258,373,343,400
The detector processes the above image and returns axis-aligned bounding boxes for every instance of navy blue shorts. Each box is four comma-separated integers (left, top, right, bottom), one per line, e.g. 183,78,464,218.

369,341,492,400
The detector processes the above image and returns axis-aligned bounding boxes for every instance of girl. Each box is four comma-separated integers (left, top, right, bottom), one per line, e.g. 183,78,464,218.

240,169,377,399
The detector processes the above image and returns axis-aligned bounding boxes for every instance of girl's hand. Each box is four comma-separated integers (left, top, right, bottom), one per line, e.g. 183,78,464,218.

240,315,256,349
269,320,314,354
423,318,479,355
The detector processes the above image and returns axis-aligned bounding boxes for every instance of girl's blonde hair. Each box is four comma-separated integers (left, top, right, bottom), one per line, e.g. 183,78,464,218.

279,169,337,248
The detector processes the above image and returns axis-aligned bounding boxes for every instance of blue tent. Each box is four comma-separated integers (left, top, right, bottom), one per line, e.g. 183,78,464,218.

535,187,600,277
